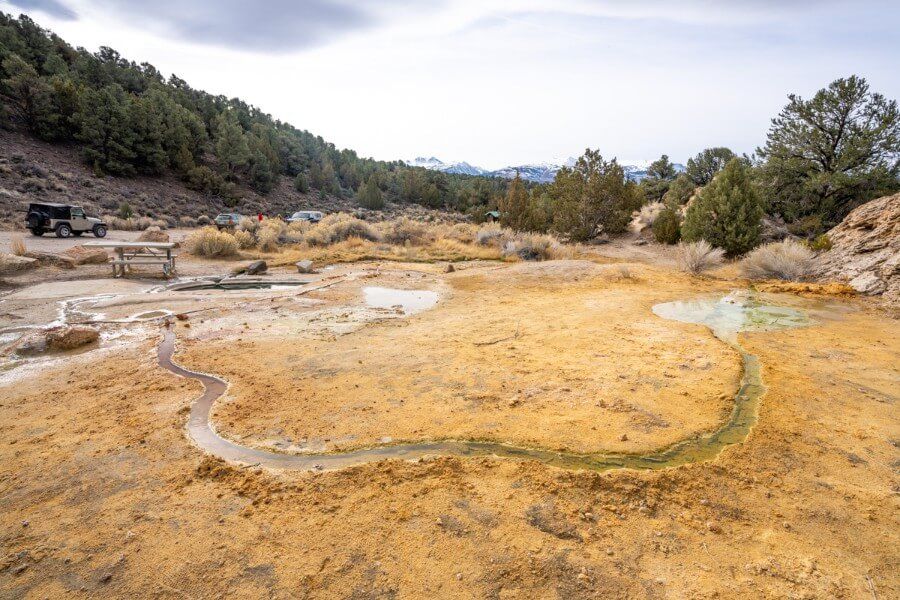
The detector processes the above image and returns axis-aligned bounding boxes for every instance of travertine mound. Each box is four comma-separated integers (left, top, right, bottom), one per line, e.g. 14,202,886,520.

814,193,899,304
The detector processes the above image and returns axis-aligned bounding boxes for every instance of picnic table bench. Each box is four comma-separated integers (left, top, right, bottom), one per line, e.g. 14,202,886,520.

83,241,177,278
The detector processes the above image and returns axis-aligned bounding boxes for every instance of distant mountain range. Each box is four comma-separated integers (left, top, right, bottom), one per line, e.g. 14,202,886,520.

406,156,685,184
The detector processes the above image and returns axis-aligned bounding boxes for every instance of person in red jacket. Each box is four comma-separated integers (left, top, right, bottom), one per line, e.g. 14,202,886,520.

257,212,263,222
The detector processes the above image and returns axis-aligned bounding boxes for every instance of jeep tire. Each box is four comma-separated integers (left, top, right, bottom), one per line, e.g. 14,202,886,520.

55,223,72,238
30,228,44,236
93,225,108,238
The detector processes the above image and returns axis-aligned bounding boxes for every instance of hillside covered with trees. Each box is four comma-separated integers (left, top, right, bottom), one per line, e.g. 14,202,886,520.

0,12,508,222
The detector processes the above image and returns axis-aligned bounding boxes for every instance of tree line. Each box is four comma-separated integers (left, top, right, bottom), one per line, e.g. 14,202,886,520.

0,13,508,215
497,75,898,254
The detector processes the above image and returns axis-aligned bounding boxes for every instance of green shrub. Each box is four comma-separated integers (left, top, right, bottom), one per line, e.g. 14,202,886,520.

681,158,762,257
117,201,133,219
808,234,832,252
652,207,681,244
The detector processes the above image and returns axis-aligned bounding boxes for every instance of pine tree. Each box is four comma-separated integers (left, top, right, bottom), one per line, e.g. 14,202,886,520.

1,54,58,139
213,110,249,179
757,76,900,227
681,158,763,256
498,172,529,230
293,173,309,193
129,95,167,174
356,176,384,209
73,84,136,175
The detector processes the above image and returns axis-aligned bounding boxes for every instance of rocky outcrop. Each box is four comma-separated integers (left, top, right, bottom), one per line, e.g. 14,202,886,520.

813,193,899,304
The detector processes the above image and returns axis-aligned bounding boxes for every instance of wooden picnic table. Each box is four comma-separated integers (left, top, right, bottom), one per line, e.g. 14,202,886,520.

83,241,177,278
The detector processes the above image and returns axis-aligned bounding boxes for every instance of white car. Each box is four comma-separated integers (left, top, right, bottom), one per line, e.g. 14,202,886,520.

286,210,323,224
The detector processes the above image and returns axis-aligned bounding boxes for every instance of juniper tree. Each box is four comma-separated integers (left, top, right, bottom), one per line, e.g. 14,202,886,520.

686,147,736,185
641,154,678,202
682,158,763,256
550,149,642,241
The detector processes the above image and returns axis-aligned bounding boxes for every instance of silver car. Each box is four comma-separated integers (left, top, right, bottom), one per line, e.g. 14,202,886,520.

286,210,323,224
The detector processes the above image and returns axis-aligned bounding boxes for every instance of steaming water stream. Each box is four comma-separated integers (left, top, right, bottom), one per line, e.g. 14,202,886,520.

159,292,808,472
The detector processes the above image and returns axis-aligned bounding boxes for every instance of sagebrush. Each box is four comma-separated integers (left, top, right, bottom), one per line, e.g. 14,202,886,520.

740,240,815,281
674,240,725,274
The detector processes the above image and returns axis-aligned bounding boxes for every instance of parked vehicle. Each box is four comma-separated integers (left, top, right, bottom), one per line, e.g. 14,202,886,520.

25,202,107,238
214,213,242,230
286,210,323,224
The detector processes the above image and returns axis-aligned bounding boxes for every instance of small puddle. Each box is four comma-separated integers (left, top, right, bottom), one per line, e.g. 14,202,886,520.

362,287,440,314
160,291,811,472
652,291,807,342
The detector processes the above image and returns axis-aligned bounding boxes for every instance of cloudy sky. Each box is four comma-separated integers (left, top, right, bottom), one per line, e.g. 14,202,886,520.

3,0,899,169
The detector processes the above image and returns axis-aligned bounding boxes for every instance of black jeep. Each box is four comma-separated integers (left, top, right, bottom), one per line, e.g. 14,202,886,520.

25,202,108,238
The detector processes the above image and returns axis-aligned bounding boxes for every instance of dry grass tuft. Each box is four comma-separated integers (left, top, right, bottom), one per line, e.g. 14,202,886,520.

238,216,258,233
103,215,168,231
380,218,433,246
740,239,815,281
232,229,255,249
500,232,563,261
304,213,381,246
11,235,26,256
675,240,725,274
185,226,239,258
475,223,507,246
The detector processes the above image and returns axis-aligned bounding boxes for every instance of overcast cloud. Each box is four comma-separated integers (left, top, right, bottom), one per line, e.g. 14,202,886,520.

3,0,898,168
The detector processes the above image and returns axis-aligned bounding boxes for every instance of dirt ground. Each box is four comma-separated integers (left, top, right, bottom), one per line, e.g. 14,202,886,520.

0,246,897,599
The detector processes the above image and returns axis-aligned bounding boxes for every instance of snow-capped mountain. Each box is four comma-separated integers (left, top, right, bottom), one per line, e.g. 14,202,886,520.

406,156,684,184
405,157,487,177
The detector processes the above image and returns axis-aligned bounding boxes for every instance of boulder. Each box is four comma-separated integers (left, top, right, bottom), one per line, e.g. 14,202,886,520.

0,253,38,275
62,245,109,265
813,193,899,304
230,260,267,275
295,260,314,274
46,326,99,351
23,251,76,269
137,226,169,243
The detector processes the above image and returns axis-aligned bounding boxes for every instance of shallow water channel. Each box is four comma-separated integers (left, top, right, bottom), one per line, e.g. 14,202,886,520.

159,291,809,472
